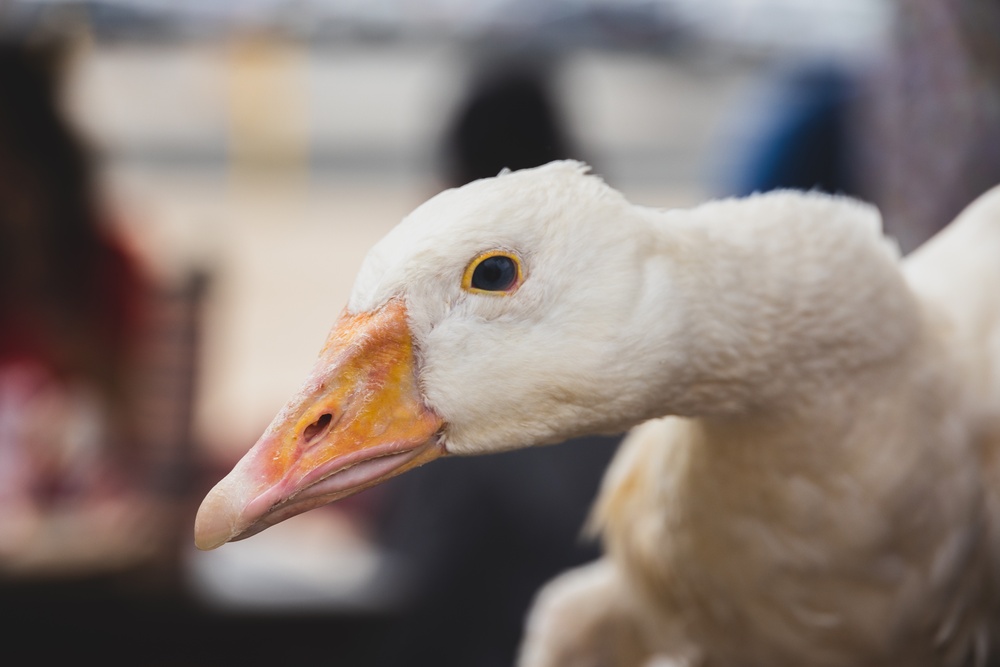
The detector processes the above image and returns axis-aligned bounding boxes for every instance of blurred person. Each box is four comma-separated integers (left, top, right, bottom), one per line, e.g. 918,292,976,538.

0,39,156,571
439,58,576,186
717,0,1000,255
373,57,619,667
716,61,859,200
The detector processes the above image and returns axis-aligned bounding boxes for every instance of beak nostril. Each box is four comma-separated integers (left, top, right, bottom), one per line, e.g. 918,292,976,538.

303,413,334,445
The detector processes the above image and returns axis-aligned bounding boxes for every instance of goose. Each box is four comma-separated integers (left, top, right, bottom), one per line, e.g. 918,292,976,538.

194,161,1000,667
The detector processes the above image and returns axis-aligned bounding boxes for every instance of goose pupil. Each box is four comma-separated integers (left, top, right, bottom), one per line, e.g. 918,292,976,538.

472,256,516,291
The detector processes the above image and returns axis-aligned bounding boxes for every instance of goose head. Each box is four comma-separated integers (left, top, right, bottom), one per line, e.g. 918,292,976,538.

194,161,691,550
194,160,909,550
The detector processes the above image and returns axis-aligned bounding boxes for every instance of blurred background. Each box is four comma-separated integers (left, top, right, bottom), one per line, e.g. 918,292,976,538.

1,0,998,664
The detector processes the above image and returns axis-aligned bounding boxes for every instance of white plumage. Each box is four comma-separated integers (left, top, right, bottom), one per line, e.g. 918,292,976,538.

195,161,1000,667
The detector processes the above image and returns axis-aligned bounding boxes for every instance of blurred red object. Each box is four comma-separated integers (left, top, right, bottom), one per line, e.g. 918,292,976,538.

0,39,164,576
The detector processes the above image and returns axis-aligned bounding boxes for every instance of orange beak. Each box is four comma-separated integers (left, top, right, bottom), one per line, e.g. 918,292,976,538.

194,298,444,550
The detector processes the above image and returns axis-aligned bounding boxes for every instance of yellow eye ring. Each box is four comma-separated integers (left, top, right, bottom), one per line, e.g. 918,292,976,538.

462,250,524,295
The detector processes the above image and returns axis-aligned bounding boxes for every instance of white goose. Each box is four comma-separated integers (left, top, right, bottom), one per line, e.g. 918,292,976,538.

195,161,1000,667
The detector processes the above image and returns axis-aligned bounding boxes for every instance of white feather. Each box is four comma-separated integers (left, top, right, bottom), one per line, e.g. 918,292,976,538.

345,161,1000,666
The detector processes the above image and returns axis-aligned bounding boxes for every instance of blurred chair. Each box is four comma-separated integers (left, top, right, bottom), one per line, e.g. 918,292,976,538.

373,55,619,667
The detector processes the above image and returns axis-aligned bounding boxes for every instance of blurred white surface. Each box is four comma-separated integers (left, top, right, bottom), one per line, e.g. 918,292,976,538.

186,508,408,611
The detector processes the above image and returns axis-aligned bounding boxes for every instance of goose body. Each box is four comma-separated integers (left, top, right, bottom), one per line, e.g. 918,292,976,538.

195,161,1000,666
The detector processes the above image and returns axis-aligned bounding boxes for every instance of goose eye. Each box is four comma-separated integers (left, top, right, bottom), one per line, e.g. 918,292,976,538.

463,252,523,295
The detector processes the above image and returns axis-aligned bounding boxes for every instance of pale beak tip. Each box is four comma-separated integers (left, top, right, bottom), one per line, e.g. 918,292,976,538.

194,486,239,551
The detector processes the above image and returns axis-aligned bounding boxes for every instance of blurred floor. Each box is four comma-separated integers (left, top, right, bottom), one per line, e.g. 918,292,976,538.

2,572,395,666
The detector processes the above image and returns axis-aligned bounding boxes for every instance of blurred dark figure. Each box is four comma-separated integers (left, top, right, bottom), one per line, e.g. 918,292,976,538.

375,58,619,667
441,60,575,185
0,39,156,573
